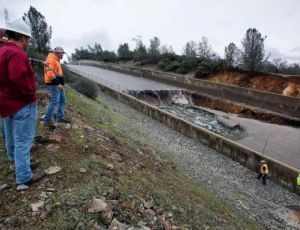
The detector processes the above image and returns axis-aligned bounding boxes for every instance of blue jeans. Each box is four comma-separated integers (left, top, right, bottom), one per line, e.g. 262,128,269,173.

44,85,65,122
2,103,37,184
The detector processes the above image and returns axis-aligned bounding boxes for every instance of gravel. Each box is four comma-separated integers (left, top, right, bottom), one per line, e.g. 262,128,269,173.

97,90,300,230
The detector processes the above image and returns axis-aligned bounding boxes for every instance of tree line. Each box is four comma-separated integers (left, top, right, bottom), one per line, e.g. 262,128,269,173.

71,30,300,77
18,6,300,77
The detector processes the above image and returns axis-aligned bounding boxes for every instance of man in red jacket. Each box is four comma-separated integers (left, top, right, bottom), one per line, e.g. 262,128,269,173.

0,29,7,141
0,19,44,190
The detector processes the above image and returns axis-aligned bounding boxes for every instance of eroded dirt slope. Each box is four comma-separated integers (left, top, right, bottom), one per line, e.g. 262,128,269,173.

206,70,300,97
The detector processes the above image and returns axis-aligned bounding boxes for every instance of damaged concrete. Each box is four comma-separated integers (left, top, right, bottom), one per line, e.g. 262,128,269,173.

67,65,300,196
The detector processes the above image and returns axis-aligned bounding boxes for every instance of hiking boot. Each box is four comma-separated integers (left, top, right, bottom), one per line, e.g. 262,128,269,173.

30,159,41,170
43,121,56,129
16,170,45,190
57,117,71,123
24,170,45,185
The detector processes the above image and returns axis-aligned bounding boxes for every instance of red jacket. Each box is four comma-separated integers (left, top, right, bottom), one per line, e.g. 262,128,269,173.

0,42,37,117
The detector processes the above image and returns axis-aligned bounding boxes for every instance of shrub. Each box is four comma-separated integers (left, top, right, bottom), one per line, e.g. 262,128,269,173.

63,67,79,84
158,58,172,70
164,61,181,72
72,78,99,99
176,59,197,74
194,58,227,78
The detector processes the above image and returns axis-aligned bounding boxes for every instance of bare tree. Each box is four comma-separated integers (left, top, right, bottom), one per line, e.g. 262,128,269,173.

241,28,266,72
198,36,214,59
224,42,241,67
132,36,147,62
23,5,52,53
160,45,174,55
148,36,161,63
183,40,197,59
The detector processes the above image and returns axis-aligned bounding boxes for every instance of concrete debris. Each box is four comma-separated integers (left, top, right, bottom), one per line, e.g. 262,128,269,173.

217,116,240,129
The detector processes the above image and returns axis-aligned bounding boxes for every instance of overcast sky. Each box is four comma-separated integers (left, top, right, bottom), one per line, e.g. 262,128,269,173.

0,0,299,63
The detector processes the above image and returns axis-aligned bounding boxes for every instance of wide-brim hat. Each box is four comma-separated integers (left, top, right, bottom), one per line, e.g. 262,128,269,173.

53,46,66,54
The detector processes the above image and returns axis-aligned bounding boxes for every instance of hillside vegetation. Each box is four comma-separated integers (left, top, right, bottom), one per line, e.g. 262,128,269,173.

0,81,258,229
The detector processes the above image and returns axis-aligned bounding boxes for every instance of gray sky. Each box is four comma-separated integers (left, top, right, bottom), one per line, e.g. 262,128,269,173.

0,0,299,63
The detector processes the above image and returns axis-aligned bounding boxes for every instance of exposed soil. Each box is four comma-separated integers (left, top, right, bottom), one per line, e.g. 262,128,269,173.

189,91,300,126
206,69,300,98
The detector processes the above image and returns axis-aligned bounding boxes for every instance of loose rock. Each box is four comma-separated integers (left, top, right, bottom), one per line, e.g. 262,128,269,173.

100,209,113,226
44,166,61,175
88,197,108,213
0,183,8,191
108,218,128,230
31,201,45,212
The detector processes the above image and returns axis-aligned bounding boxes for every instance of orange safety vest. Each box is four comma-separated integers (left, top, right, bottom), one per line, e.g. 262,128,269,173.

260,164,269,174
44,53,63,84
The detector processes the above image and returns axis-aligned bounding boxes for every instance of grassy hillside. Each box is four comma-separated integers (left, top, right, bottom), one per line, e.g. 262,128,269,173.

0,85,258,229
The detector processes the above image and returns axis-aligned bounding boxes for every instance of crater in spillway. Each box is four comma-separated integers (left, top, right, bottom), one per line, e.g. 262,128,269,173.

127,89,247,140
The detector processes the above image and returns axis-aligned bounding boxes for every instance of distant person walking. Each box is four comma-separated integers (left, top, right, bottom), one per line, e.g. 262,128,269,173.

0,19,44,189
257,160,269,185
43,47,69,127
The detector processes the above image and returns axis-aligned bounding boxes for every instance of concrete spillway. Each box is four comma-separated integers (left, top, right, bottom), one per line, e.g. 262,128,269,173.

67,63,300,195
67,64,300,171
67,64,179,91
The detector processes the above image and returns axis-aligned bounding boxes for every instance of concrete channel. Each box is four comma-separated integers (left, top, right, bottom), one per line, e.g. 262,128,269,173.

66,64,300,196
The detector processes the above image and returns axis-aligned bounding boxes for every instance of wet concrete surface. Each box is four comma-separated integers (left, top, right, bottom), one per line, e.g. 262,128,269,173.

67,64,180,91
202,107,300,170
